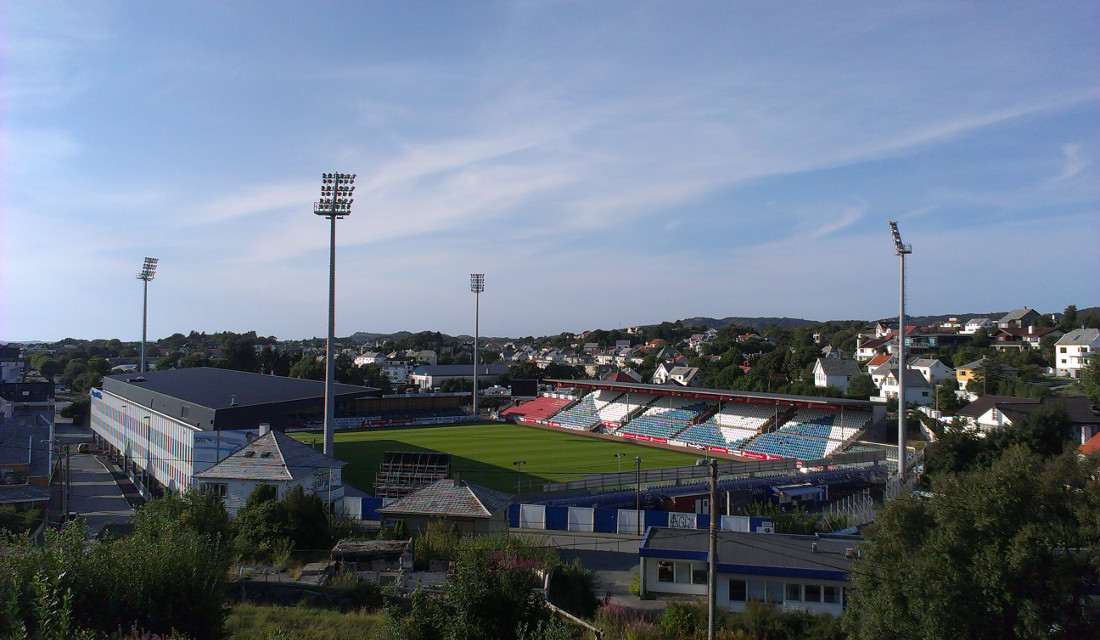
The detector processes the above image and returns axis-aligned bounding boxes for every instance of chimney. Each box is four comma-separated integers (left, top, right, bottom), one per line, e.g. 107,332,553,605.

453,471,461,486
811,542,818,553
259,423,271,436
230,394,238,406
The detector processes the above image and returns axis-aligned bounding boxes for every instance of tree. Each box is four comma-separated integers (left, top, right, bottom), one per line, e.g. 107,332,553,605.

844,446,1100,640
1059,304,1079,331
1079,353,1100,404
846,374,876,400
289,353,325,380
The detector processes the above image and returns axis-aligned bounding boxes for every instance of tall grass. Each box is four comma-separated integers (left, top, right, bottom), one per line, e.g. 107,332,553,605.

225,603,386,640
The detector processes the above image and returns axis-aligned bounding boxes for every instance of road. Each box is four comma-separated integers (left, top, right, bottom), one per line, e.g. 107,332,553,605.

52,420,136,538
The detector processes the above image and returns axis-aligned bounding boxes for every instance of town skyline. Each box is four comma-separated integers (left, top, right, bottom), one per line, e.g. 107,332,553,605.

3,3,1097,342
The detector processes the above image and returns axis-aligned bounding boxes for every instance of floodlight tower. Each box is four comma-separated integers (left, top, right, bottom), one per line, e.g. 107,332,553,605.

470,273,485,416
888,221,911,480
315,172,356,456
136,257,158,373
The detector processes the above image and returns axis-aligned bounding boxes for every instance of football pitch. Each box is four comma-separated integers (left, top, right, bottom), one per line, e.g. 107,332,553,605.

290,422,702,495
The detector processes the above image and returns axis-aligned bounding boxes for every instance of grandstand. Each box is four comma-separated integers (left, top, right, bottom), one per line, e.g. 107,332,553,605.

531,379,884,463
499,396,571,422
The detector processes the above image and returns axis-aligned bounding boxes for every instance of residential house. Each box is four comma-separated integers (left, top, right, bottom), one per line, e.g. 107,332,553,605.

954,394,1100,443
955,358,1019,391
1055,329,1100,378
377,477,511,533
193,426,346,517
990,326,1062,351
878,368,932,405
812,358,861,394
856,335,893,361
961,318,995,335
353,351,386,367
997,307,1041,329
908,358,953,386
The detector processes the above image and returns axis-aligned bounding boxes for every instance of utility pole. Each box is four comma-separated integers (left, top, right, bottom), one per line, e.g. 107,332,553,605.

634,455,642,536
708,458,717,640
63,444,71,521
513,459,526,497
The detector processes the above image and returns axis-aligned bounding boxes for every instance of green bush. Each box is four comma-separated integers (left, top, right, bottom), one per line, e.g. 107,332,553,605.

547,559,599,619
657,600,704,638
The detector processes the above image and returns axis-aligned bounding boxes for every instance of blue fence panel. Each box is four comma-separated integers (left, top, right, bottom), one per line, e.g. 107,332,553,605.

361,497,383,521
697,513,709,529
509,504,520,528
593,508,617,533
544,505,569,531
645,510,669,529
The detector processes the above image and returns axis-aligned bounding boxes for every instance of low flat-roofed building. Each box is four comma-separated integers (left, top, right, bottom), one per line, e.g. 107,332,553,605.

639,527,861,616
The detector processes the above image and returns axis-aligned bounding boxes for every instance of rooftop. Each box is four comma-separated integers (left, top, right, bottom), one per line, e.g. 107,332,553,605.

194,430,345,481
104,367,375,410
377,478,511,518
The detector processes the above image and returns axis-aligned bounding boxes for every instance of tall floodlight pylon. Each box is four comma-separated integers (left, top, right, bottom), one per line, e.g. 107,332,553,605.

470,273,485,416
137,257,158,374
888,220,911,480
315,172,356,456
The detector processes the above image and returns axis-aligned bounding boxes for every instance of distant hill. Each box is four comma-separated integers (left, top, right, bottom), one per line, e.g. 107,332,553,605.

673,316,817,332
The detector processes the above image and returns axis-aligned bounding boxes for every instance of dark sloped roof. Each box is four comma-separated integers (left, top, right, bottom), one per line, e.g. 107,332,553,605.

957,395,1100,425
194,430,344,481
377,478,511,518
104,367,374,410
816,359,861,377
998,307,1037,323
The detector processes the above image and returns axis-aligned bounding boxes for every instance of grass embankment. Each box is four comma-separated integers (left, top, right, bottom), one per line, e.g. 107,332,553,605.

291,421,701,494
226,603,385,640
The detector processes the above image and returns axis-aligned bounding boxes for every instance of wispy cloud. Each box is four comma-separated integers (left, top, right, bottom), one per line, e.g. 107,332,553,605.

1055,143,1088,182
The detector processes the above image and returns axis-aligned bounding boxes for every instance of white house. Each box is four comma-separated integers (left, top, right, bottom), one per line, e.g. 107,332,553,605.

353,351,386,367
638,528,858,616
961,318,995,335
908,358,953,386
878,368,932,405
380,360,410,383
1055,329,1100,378
812,358,861,393
193,426,346,517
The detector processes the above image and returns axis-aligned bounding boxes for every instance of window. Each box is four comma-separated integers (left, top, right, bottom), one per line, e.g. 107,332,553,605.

766,582,784,602
200,482,227,498
729,579,747,602
823,586,839,604
747,580,766,601
804,585,821,602
786,583,802,601
657,561,674,583
674,562,691,584
691,564,707,585
1060,347,1067,353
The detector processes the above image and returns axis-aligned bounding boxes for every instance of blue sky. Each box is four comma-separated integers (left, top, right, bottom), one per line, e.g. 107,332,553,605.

2,2,1097,341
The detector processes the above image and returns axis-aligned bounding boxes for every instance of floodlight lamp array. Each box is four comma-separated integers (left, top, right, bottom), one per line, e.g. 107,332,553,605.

315,172,357,216
887,220,912,255
137,257,159,281
470,273,485,293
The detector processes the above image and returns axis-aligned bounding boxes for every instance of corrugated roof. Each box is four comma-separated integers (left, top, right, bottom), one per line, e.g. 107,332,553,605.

194,430,344,481
377,478,511,518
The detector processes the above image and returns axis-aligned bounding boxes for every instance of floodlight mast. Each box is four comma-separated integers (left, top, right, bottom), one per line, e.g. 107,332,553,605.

470,274,485,416
888,221,911,481
136,257,158,374
315,172,356,457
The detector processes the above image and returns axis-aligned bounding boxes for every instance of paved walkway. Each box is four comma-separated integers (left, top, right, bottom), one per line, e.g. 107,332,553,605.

51,422,137,538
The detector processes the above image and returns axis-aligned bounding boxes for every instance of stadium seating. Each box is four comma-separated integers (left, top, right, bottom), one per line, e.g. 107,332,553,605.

742,431,831,460
707,403,775,430
618,400,708,440
550,393,603,429
500,396,572,422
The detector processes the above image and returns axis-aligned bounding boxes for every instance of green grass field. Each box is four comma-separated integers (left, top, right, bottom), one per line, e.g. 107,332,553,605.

290,422,702,494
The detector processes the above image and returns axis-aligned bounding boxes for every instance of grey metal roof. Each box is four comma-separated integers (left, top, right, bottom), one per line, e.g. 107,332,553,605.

377,478,511,518
194,430,344,481
957,359,1019,372
1056,328,1100,346
642,528,860,573
103,367,375,410
908,358,946,368
815,358,861,377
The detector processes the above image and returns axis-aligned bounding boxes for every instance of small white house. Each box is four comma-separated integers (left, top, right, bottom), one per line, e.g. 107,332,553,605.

194,426,346,517
639,528,858,616
1055,329,1100,378
812,358,861,393
908,358,953,386
961,318,995,335
878,368,932,405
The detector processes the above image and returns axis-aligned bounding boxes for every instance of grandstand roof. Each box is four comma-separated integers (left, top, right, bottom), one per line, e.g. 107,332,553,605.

548,379,876,410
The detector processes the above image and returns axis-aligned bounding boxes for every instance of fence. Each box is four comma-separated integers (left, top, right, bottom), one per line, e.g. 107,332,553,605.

826,488,875,527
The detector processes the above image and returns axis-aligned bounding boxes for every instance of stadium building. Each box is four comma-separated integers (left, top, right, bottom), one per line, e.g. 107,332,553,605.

504,380,885,463
89,367,377,497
